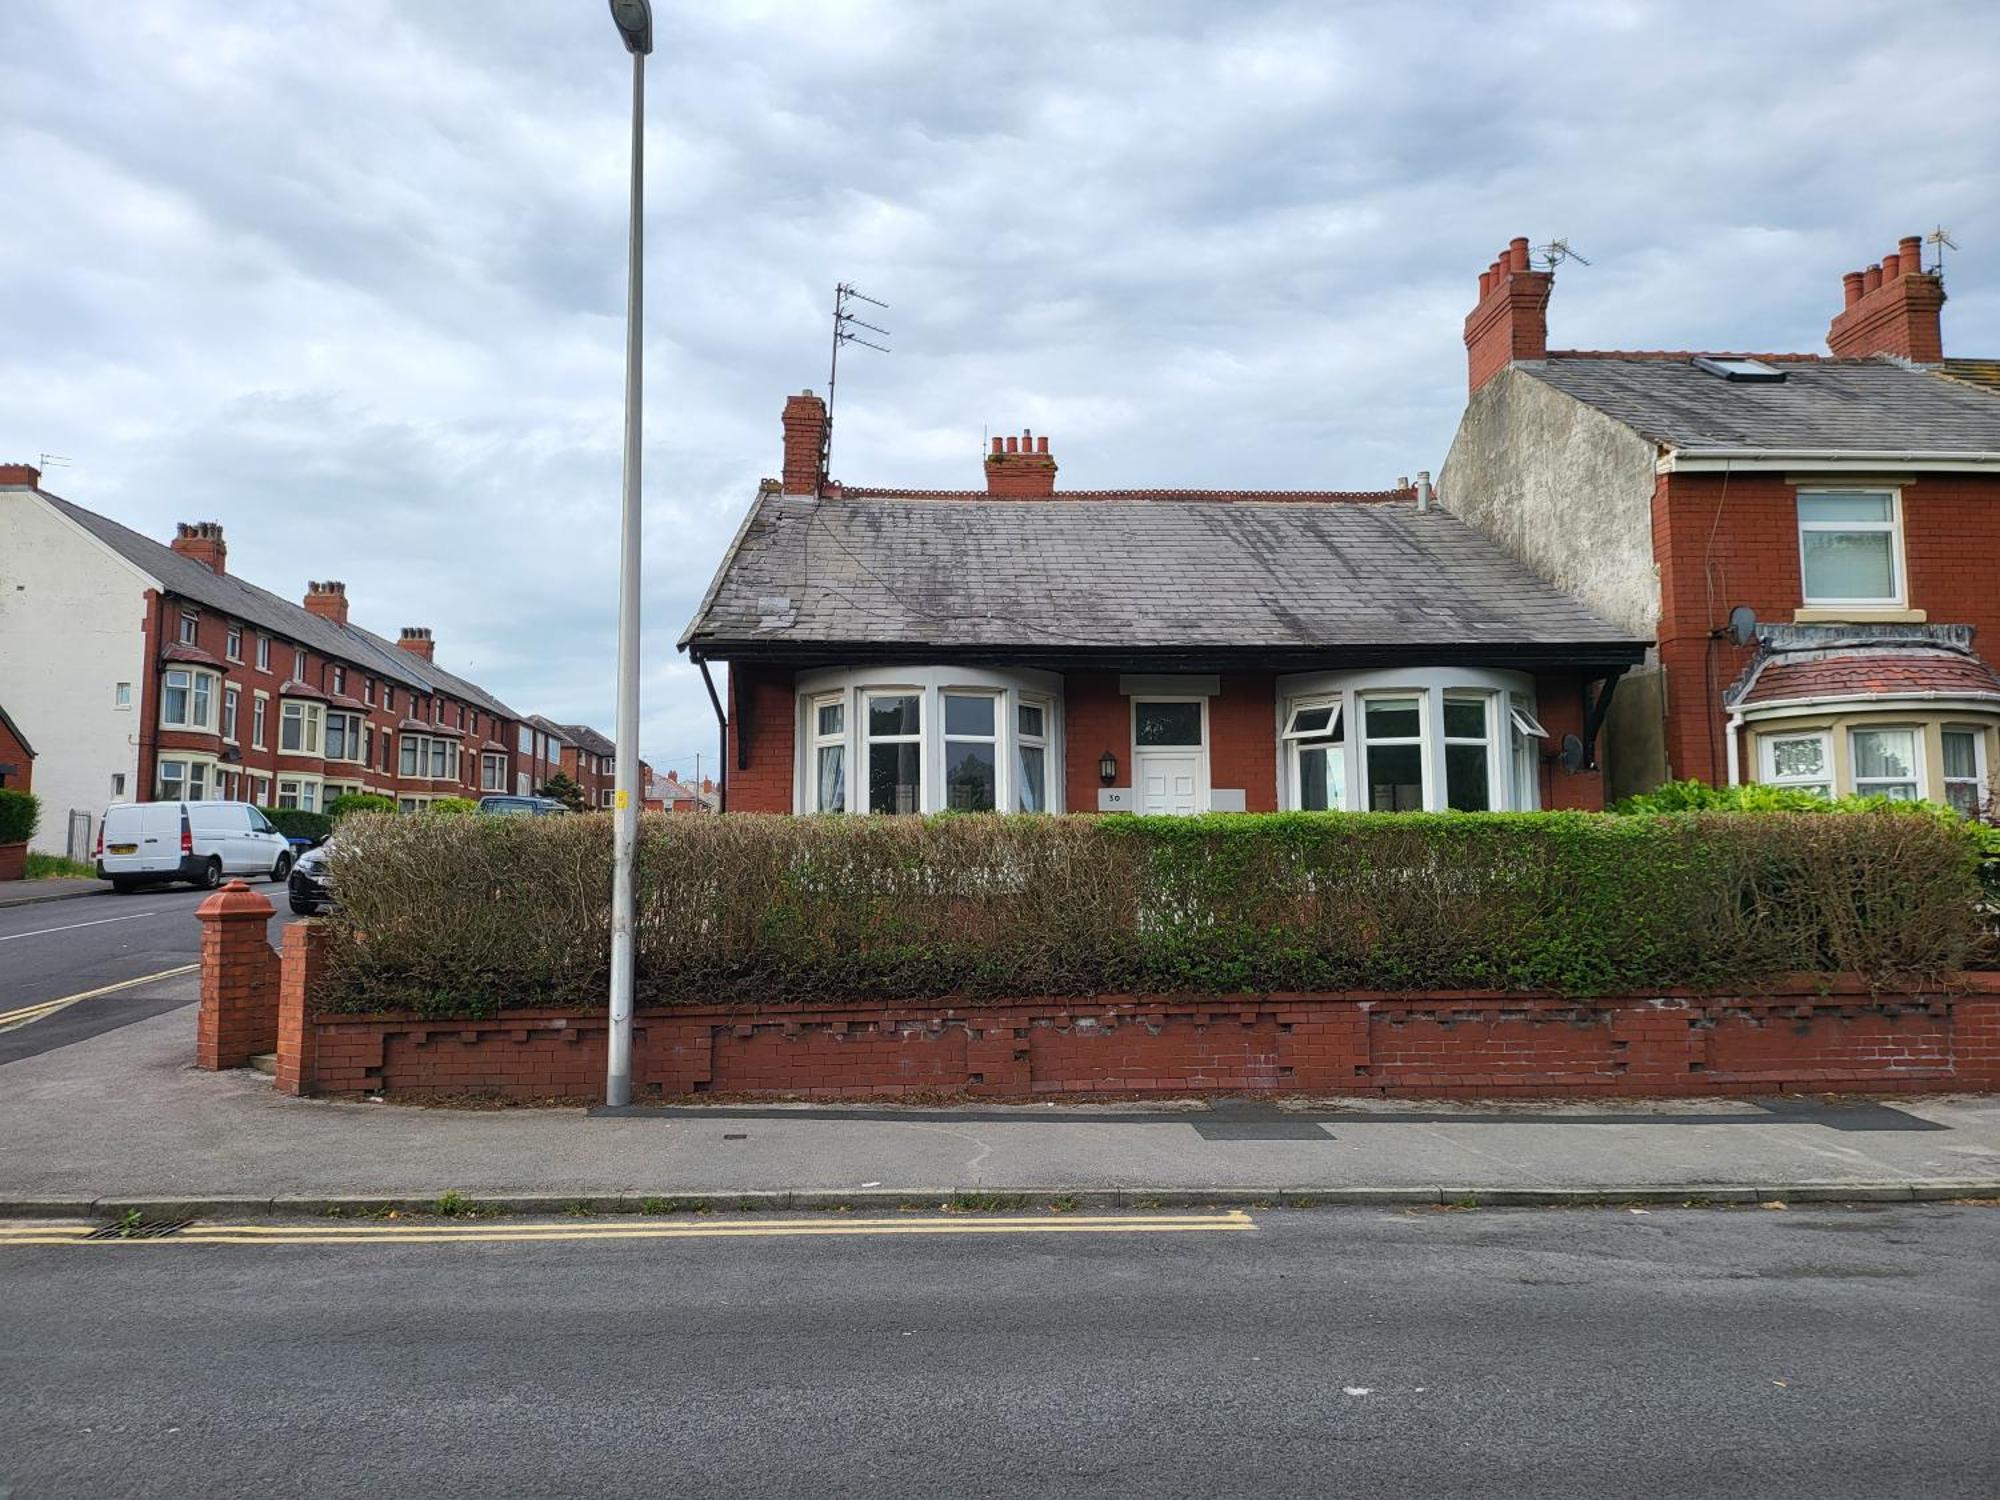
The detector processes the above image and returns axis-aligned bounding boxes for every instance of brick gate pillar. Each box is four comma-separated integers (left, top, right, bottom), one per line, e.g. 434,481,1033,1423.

195,879,279,1069
275,921,332,1097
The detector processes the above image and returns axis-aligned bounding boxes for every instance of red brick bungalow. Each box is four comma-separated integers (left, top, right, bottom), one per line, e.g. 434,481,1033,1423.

680,395,1646,816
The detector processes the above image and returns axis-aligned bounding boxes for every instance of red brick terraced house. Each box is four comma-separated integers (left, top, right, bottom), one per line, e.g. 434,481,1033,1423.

556,723,618,809
680,394,1647,816
0,701,32,793
0,469,536,851
1440,233,2000,813
518,716,573,800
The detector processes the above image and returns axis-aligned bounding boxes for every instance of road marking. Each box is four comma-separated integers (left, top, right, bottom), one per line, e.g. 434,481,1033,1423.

0,1211,1256,1247
0,964,199,1031
0,911,159,943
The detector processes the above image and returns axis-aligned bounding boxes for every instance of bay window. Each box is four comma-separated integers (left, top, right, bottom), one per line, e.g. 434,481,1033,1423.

276,777,321,812
156,758,211,802
400,732,460,781
161,668,218,731
797,668,1064,816
1277,669,1545,813
481,752,508,793
280,700,324,754
325,710,364,762
1759,730,1832,797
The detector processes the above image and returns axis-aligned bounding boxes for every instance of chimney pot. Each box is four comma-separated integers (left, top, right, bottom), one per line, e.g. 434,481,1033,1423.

1416,470,1435,511
1005,435,1019,453
1842,270,1865,307
1827,234,1948,361
169,520,228,574
1478,269,1492,297
1863,264,1882,293
1898,234,1925,273
991,436,1003,454
1464,233,1552,393
983,426,1059,497
1037,435,1049,454
1880,250,1901,281
1507,237,1530,272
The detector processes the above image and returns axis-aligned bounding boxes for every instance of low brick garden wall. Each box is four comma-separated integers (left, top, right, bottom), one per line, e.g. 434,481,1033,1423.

195,884,2000,1102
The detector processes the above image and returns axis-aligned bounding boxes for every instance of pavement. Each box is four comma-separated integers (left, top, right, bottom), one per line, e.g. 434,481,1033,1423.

2,1202,1995,1498
4,976,2000,1214
0,874,108,907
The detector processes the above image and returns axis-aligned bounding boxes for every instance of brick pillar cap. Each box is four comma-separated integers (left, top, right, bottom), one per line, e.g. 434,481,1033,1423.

198,879,275,919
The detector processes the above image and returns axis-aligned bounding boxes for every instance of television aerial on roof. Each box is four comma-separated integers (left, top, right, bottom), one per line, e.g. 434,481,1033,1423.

1533,238,1591,272
1926,225,1957,276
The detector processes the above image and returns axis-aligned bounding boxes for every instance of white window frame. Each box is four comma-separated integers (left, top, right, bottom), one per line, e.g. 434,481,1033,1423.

255,635,271,673
160,668,219,731
481,752,508,793
280,699,324,755
1509,697,1547,812
1441,692,1498,813
221,685,240,744
941,689,1003,813
1016,696,1052,813
1758,729,1834,797
177,612,199,646
114,681,132,710
1942,726,1989,817
324,709,365,764
1849,725,1923,801
863,688,925,816
795,667,1065,816
251,693,268,749
225,625,242,661
808,693,847,813
156,757,213,803
1797,487,1905,608
275,776,322,813
293,647,308,681
1281,698,1345,812
1359,691,1428,814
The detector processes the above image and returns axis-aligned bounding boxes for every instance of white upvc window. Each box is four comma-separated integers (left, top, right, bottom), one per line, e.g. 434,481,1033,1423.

1759,730,1833,797
251,695,268,749
177,612,199,645
518,723,534,755
114,681,132,710
256,635,271,672
325,710,365,763
1509,699,1547,812
865,691,923,815
1361,694,1426,813
1016,698,1051,813
1797,489,1903,607
809,695,846,813
161,668,218,730
221,685,240,743
1850,726,1921,801
384,685,396,713
331,667,346,696
1442,693,1496,812
252,774,270,803
280,700,324,754
293,647,308,680
1281,700,1345,811
1943,728,1989,818
276,777,321,812
156,757,211,802
226,625,242,661
481,752,508,792
942,691,1002,812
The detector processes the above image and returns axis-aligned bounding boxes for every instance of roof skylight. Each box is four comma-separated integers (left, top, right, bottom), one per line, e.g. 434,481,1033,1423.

1692,355,1787,383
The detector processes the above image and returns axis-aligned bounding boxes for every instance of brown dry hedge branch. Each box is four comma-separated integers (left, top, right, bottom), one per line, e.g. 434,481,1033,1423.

316,810,1987,1018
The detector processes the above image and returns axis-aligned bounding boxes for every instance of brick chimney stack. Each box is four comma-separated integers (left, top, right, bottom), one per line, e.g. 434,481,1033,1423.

0,463,41,488
303,580,350,627
170,521,228,574
1827,234,1946,362
781,390,828,496
1463,236,1553,394
985,430,1059,497
397,626,435,662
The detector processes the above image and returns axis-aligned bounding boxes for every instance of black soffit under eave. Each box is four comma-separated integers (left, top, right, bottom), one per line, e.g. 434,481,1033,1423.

683,639,1651,672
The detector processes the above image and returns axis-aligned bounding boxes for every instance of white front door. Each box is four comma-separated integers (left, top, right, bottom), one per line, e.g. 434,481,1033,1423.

1132,699,1207,816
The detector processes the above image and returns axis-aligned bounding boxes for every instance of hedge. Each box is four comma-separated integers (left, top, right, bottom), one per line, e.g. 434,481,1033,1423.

328,793,396,822
260,806,333,842
315,810,1989,1018
0,788,38,846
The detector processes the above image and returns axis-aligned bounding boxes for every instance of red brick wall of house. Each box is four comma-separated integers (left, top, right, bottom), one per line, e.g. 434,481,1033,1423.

730,665,1605,813
1650,471,2000,785
286,983,2000,1102
0,710,33,793
136,594,522,808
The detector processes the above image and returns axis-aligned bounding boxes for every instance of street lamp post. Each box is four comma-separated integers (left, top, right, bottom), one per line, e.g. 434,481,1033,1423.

605,0,652,1106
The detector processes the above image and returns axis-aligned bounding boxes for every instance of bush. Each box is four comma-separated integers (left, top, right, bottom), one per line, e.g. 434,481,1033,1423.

1615,779,1951,816
315,811,1987,1018
0,788,39,845
328,793,396,822
260,806,334,842
429,797,478,817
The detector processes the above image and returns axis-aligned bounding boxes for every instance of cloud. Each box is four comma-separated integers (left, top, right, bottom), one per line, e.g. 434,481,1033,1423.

3,0,1997,775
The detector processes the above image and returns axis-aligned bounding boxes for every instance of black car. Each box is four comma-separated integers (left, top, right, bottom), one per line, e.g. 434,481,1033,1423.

287,841,335,915
476,795,570,817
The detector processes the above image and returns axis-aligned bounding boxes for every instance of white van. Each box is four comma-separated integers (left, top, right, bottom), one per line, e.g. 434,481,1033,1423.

95,800,297,892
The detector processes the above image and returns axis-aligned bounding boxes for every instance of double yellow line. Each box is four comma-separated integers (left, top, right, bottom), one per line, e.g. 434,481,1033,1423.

0,964,198,1033
0,1211,1256,1247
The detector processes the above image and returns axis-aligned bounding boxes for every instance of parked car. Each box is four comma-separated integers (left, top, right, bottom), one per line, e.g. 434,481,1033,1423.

476,795,570,817
288,840,335,915
96,800,295,892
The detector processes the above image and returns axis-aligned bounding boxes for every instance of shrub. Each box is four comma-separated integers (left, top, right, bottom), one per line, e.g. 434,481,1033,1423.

260,806,333,842
1615,779,1952,816
328,793,396,822
0,788,39,845
536,773,587,812
315,811,1987,1018
429,797,478,817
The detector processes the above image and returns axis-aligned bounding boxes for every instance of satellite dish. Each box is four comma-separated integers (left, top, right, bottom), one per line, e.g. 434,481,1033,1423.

1559,733,1587,773
1726,604,1758,648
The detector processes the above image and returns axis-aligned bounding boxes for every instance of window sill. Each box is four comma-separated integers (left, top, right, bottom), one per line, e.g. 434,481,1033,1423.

1793,607,1927,624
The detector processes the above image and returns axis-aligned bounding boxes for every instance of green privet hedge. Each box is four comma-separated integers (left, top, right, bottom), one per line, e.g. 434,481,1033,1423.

315,811,1988,1019
0,788,39,846
328,793,396,822
429,796,478,816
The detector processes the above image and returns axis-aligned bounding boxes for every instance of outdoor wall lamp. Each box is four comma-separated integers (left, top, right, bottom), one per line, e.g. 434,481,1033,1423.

1099,750,1118,784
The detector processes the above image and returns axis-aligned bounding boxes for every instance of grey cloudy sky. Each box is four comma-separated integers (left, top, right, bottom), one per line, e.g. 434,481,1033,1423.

5,0,1998,774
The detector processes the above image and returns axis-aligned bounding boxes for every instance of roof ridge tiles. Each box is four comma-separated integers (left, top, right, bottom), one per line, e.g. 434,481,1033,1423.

833,487,1418,504
1542,349,1830,363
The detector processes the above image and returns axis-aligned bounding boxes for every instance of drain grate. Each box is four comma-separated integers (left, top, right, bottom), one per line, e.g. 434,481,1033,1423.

85,1218,194,1241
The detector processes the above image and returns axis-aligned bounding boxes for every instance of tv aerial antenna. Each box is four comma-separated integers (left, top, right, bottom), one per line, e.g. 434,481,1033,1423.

825,282,890,482
38,453,71,471
1532,238,1591,272
1926,225,1957,276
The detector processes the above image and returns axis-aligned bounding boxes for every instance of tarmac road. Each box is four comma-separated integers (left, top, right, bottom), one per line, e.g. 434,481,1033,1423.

2,1202,1995,1499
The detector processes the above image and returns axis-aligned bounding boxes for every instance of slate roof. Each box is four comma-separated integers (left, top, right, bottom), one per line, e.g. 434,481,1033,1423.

1520,354,2000,453
525,715,575,748
1940,358,2000,396
558,723,616,758
681,490,1645,664
45,493,521,721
